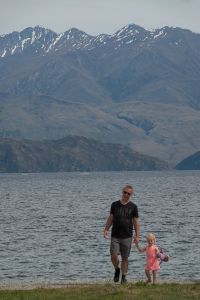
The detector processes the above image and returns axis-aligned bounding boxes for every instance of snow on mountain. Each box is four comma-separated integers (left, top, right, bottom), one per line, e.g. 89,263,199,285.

0,24,197,58
0,26,57,57
46,28,95,52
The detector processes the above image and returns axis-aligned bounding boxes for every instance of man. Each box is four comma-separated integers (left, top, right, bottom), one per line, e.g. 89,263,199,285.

103,185,140,284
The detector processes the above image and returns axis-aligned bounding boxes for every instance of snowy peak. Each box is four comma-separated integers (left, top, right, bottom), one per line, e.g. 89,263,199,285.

19,26,56,43
46,28,95,53
57,28,93,49
148,26,197,47
65,27,93,39
0,24,199,58
112,23,149,48
0,26,57,57
114,23,147,37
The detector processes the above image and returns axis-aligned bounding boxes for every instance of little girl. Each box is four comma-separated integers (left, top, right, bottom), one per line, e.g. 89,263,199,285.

135,233,160,285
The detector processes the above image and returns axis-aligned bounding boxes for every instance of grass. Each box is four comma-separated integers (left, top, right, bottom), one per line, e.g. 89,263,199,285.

0,282,199,300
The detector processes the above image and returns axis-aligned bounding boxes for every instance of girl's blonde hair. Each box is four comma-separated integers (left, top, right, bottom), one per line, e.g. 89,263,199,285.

147,232,156,241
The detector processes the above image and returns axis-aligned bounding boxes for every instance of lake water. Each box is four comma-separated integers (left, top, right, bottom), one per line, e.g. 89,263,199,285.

0,171,199,285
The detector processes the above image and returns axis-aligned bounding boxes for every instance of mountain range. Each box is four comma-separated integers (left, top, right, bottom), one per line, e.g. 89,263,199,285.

1,23,200,166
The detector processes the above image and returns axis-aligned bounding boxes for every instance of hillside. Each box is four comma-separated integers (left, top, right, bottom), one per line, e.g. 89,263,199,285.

0,136,168,172
1,24,200,165
176,151,200,170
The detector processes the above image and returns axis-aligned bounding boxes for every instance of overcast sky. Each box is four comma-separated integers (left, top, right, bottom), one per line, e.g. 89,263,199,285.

0,0,199,36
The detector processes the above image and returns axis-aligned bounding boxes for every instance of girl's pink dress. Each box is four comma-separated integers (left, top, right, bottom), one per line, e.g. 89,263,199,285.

145,244,160,271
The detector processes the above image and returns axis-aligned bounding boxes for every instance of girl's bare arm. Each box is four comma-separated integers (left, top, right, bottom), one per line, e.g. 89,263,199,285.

135,243,146,253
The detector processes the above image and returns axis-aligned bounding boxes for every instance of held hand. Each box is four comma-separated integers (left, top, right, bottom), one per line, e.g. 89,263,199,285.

134,236,140,244
103,229,109,239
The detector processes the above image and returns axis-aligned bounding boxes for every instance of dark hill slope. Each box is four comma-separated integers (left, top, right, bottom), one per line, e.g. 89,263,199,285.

176,151,200,170
0,136,168,172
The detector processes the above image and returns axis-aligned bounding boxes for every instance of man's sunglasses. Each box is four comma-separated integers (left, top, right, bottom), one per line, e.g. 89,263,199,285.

123,191,131,196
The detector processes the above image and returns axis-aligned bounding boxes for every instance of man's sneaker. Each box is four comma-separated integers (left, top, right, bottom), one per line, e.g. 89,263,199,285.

114,267,120,282
121,274,127,284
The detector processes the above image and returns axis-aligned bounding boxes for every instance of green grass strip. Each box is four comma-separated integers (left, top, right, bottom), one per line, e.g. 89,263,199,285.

0,283,199,300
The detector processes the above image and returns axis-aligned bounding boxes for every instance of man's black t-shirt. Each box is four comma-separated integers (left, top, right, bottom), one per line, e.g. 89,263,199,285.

110,200,139,238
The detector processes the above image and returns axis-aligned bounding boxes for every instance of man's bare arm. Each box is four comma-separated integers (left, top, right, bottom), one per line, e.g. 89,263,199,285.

133,217,140,243
103,214,113,238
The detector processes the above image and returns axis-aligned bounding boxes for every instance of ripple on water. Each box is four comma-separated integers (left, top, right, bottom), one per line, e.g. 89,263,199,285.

0,171,199,283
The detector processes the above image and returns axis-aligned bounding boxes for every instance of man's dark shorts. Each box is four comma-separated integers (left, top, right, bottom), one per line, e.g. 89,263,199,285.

110,237,132,258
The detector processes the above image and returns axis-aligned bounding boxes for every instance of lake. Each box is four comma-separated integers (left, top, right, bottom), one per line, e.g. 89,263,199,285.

0,171,199,285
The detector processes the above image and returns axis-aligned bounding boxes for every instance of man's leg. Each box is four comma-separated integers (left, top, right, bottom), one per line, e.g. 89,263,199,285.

121,256,128,275
120,238,132,284
120,256,128,284
111,253,119,269
110,238,120,282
